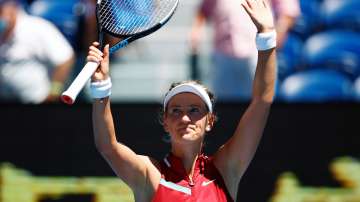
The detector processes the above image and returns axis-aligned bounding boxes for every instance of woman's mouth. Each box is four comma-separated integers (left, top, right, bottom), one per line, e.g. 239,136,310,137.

178,125,195,133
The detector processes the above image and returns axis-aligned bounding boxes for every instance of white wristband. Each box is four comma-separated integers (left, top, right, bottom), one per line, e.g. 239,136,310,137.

90,77,112,99
256,30,277,51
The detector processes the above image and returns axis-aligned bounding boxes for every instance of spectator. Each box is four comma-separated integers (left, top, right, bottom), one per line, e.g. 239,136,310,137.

0,0,75,104
190,0,300,101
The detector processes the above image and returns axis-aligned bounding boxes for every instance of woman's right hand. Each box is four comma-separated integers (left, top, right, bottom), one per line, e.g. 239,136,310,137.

87,42,110,82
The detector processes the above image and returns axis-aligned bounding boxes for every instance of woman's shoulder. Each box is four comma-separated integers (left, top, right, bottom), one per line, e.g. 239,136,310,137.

133,155,162,200
138,155,161,170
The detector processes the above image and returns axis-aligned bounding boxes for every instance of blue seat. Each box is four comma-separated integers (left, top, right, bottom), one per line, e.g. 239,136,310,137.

291,0,324,39
277,33,304,80
29,0,83,48
354,77,360,101
322,0,360,31
301,30,360,79
279,69,354,102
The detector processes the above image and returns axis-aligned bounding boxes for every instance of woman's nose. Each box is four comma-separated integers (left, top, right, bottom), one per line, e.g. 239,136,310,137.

181,113,191,122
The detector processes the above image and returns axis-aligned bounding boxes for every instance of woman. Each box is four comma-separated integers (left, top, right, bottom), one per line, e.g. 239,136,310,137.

89,0,277,201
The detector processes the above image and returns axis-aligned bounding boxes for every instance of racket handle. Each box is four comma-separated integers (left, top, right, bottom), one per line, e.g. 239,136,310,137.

61,61,99,105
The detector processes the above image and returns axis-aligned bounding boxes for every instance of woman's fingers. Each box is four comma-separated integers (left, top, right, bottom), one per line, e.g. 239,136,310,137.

92,41,100,46
241,0,275,33
262,0,268,8
241,1,252,14
242,0,266,12
102,44,110,62
87,44,105,63
89,45,104,57
241,1,250,11
87,55,102,63
88,42,110,81
87,50,103,62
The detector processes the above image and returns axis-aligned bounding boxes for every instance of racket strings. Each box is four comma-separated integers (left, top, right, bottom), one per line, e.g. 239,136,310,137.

100,0,149,34
99,0,177,35
104,0,155,32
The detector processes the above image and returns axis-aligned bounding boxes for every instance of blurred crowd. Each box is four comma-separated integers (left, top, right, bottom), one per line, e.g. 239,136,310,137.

0,0,359,104
0,0,116,104
190,0,300,101
276,0,360,102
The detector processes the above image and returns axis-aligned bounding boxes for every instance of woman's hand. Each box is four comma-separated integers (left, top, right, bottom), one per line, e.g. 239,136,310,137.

241,0,275,33
87,42,110,82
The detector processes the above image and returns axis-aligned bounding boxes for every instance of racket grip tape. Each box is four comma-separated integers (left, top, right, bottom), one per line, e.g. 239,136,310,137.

109,40,128,54
61,61,99,105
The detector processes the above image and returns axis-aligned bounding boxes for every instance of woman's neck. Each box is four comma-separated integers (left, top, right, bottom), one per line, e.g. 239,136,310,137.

171,143,203,176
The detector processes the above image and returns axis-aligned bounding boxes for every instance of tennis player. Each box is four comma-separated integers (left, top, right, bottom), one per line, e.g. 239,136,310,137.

89,0,277,201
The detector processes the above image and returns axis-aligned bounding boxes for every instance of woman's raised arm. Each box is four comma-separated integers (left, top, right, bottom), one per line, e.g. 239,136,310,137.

213,0,277,198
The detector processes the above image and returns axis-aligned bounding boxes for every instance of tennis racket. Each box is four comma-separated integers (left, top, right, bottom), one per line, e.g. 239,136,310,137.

61,0,179,104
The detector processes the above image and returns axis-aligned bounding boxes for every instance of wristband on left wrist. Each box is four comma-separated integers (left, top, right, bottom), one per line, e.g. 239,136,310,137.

256,30,277,51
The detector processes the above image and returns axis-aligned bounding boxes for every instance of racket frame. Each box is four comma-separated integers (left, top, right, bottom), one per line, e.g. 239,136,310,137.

101,0,179,53
60,0,178,104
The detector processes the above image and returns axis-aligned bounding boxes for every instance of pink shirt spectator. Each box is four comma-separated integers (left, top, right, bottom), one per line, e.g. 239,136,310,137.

200,0,300,58
271,0,301,18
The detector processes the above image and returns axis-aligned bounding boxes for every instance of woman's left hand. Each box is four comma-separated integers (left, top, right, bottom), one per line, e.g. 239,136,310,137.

241,0,275,33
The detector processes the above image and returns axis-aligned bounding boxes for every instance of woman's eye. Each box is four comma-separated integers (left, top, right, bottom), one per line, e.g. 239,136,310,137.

170,108,181,115
189,107,200,114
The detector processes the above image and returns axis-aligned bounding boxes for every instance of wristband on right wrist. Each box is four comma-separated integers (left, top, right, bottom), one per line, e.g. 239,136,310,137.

256,30,277,51
90,77,112,99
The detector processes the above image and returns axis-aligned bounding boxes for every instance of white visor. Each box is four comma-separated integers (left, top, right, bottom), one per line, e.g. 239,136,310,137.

163,83,213,113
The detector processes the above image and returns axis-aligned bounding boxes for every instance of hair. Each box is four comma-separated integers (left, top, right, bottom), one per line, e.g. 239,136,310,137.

158,80,217,125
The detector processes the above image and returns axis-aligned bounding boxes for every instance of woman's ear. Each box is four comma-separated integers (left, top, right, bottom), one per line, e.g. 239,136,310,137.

163,123,169,132
163,114,169,132
206,114,215,132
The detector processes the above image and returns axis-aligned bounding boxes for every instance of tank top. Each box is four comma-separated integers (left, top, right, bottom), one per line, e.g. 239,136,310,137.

151,153,234,202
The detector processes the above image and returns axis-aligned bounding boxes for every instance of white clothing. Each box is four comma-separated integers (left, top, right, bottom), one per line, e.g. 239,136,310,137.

0,10,74,103
210,50,257,101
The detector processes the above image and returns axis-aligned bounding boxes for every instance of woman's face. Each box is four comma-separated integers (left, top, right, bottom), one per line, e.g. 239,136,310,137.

163,93,213,144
